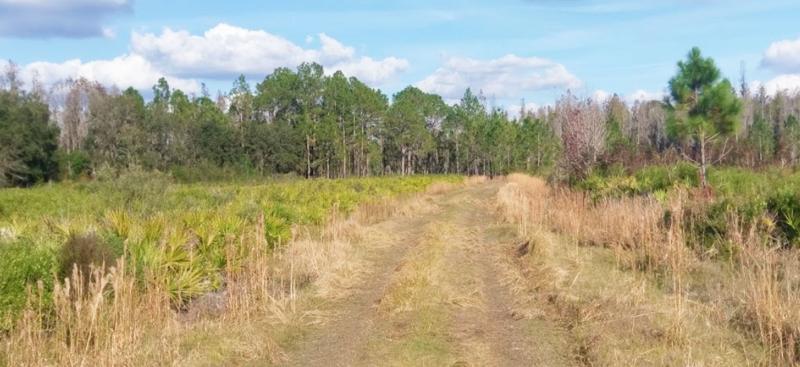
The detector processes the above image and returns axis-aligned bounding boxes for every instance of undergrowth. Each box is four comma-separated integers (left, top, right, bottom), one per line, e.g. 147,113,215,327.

0,173,459,331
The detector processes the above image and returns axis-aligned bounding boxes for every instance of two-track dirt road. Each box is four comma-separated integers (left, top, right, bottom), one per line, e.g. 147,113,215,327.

279,182,575,367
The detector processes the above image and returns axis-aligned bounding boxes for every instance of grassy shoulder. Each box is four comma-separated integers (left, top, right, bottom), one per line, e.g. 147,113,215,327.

0,172,460,331
578,164,800,251
501,171,799,365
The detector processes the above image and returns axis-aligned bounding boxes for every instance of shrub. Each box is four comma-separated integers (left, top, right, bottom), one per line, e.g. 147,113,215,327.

0,239,57,331
109,168,174,210
767,190,800,247
634,162,698,193
59,150,92,180
58,233,121,280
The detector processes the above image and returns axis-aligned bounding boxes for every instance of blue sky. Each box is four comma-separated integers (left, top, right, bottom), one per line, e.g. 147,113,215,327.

2,0,800,112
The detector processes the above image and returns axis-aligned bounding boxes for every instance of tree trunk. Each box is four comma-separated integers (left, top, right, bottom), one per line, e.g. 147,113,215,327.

342,122,347,177
455,140,460,174
306,134,312,178
699,134,708,188
401,146,406,176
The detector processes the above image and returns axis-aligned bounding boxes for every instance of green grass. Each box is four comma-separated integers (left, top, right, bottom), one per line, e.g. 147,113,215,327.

0,172,459,330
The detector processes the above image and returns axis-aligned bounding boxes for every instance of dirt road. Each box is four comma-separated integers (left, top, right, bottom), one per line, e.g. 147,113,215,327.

280,182,575,367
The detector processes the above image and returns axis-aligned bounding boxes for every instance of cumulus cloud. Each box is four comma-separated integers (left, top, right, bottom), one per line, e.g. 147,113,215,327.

18,54,199,92
757,74,800,96
330,57,409,85
753,36,800,96
626,89,665,104
506,101,541,119
592,89,611,103
416,54,581,100
762,36,800,73
0,0,130,38
6,23,408,94
131,24,408,84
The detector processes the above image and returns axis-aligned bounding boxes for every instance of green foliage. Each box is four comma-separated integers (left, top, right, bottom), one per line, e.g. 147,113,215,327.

747,117,776,164
666,47,741,186
59,150,92,180
0,89,59,187
518,116,560,174
170,161,259,183
102,168,174,210
579,164,800,250
0,238,57,331
579,163,698,199
386,86,446,174
634,163,698,192
0,174,458,317
666,48,741,139
767,190,800,247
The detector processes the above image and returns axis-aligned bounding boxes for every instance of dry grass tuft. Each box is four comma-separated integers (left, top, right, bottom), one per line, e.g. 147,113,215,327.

426,181,458,195
726,219,800,365
3,259,175,366
496,174,794,365
464,175,489,185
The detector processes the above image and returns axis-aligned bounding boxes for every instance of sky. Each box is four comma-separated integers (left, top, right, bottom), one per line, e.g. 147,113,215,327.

2,0,800,113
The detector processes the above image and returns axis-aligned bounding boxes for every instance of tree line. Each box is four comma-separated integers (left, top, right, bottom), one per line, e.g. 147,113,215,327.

1,48,800,187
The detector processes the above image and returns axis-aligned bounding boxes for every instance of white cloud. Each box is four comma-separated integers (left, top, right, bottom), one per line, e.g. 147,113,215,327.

758,74,800,96
506,101,540,119
626,89,664,104
13,54,199,93
416,54,581,100
0,0,130,38
101,27,116,39
131,24,315,79
762,36,800,73
6,23,408,95
330,57,409,85
131,23,408,84
753,36,800,97
592,89,611,103
318,33,355,63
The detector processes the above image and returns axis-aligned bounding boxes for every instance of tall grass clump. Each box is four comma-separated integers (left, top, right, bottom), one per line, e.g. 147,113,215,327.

501,173,800,365
4,259,174,366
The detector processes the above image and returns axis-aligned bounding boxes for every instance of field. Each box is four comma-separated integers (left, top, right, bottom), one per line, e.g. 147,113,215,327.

1,170,799,366
0,173,457,331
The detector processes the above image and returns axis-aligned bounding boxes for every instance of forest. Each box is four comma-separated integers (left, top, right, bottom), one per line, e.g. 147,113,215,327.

3,47,798,188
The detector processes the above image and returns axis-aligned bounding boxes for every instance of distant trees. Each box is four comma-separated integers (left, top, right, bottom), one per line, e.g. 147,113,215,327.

556,93,606,179
518,115,559,173
0,68,59,186
666,47,741,187
386,87,445,175
7,47,800,187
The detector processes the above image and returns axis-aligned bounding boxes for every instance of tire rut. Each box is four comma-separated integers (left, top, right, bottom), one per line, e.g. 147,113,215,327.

281,201,440,367
281,182,573,366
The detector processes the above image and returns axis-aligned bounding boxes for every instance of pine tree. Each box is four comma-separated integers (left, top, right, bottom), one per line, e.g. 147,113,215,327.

666,47,741,187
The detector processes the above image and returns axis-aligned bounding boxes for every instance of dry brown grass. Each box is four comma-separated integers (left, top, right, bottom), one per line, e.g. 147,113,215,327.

502,174,691,276
496,174,800,366
3,259,177,366
425,181,458,195
725,218,800,365
463,175,489,185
